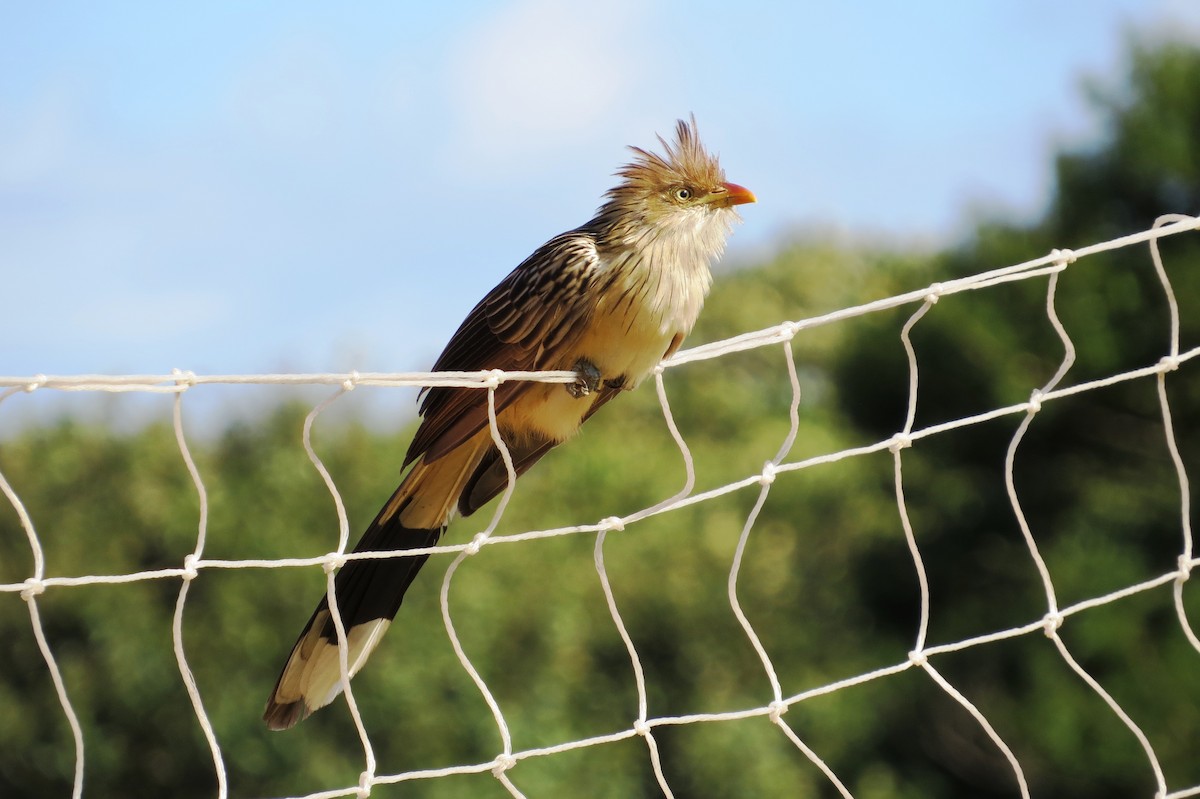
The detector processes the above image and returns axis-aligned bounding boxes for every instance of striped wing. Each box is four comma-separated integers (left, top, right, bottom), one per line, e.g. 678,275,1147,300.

404,231,602,466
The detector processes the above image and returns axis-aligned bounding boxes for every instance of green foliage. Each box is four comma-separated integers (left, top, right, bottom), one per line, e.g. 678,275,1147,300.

3,38,1200,799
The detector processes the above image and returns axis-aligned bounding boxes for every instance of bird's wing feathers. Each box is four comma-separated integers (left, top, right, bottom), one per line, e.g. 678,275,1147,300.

405,232,602,465
457,381,623,517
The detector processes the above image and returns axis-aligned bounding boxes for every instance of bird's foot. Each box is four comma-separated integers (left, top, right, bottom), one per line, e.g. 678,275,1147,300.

567,358,602,398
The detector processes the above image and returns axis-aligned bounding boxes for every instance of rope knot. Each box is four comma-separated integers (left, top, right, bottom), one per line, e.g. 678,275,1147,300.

907,649,928,667
1027,389,1044,414
1159,354,1180,373
491,754,516,776
1178,554,1193,580
924,282,944,305
1050,248,1077,267
182,554,200,582
171,368,197,388
600,516,625,532
633,718,651,736
767,699,788,723
1042,611,1064,636
356,769,374,798
25,374,46,393
888,433,912,453
343,370,360,392
323,552,347,573
759,462,777,486
465,532,488,556
484,369,505,389
20,577,45,600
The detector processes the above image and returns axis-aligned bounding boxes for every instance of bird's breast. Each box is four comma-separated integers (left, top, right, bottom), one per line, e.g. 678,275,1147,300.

501,241,715,446
585,251,709,383
498,254,709,446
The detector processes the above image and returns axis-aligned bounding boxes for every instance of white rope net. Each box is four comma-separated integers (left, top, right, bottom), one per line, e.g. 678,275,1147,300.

2,214,1198,798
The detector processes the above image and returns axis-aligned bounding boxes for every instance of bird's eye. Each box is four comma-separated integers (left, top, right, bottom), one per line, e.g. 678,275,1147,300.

672,186,693,202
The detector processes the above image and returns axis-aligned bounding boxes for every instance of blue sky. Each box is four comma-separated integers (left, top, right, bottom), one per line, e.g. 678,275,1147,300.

3,2,1198,398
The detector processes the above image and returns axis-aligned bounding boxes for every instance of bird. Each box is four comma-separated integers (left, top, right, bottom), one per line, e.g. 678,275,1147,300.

263,116,755,730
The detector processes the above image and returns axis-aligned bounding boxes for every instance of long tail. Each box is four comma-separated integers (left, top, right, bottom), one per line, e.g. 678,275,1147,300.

262,503,442,730
262,416,572,730
263,435,491,731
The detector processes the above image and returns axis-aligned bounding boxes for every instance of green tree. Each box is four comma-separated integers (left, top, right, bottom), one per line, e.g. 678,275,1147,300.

825,37,1200,797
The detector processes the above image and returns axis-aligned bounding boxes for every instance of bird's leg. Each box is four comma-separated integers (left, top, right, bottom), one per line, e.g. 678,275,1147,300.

567,358,602,398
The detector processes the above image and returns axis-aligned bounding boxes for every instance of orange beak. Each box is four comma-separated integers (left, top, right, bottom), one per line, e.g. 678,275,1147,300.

719,181,757,207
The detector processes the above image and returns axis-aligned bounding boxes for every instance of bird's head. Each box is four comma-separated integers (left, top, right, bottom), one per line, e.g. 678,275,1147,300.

596,116,755,254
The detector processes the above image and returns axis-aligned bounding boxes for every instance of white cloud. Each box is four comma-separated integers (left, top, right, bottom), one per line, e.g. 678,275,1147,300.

446,0,653,163
223,34,345,153
71,288,232,342
0,78,83,185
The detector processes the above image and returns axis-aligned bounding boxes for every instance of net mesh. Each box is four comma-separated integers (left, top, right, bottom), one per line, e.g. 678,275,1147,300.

2,214,1198,798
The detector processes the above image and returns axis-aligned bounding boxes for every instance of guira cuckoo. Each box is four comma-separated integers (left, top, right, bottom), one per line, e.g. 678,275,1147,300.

264,117,755,729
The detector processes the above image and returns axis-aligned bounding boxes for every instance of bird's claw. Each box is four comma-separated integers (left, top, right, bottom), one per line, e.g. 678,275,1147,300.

567,359,602,398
